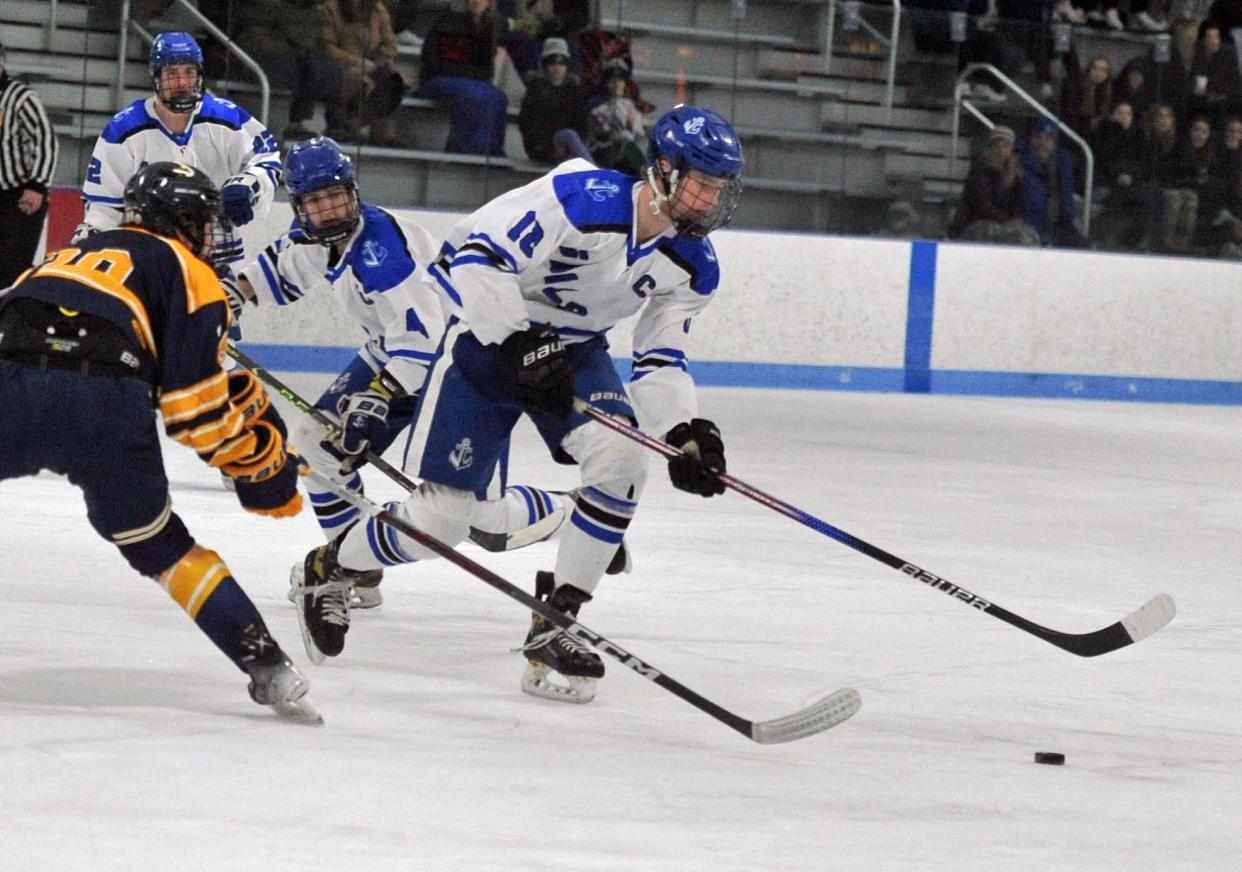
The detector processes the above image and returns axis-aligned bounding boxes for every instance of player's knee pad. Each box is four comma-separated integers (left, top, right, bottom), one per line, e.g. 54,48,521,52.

114,505,195,578
392,482,475,546
564,422,649,498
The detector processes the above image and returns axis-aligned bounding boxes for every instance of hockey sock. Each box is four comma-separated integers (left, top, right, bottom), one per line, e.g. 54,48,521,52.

306,468,365,537
553,485,637,594
158,545,267,671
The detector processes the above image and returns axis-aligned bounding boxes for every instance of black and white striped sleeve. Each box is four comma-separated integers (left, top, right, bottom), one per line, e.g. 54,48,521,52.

0,82,59,193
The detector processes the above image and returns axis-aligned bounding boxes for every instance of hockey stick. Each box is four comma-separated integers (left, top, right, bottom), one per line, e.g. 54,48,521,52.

228,343,576,553
227,344,419,492
573,399,1176,658
300,463,861,744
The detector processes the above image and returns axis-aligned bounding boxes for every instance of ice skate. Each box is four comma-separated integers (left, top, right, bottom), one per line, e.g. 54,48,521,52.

290,566,384,609
238,623,323,724
289,538,359,664
516,572,604,704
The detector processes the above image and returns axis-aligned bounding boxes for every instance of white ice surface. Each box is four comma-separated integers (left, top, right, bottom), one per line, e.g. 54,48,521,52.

2,383,1239,871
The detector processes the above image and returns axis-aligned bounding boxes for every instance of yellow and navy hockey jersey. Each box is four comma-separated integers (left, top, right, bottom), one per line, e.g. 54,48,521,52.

5,227,250,463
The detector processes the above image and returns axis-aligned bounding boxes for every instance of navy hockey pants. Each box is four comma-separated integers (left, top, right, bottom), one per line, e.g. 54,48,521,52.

0,359,190,574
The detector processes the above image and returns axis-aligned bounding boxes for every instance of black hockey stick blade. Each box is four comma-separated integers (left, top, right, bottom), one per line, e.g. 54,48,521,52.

574,400,1177,658
1015,592,1176,658
301,466,861,744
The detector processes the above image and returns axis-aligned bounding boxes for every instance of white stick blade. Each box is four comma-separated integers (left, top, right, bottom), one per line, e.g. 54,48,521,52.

1120,593,1176,644
751,687,862,745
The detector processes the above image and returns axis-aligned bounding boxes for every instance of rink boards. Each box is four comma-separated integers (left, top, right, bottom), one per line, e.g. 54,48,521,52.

237,207,1242,405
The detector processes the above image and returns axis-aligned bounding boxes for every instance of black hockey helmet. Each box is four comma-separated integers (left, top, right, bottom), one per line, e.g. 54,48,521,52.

123,161,224,258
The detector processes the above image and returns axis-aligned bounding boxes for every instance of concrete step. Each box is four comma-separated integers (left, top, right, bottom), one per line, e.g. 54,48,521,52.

3,0,90,29
599,0,827,41
821,100,955,134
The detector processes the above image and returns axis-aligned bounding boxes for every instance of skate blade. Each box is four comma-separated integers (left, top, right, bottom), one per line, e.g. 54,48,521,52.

289,562,325,666
270,695,325,726
521,662,597,705
349,586,383,610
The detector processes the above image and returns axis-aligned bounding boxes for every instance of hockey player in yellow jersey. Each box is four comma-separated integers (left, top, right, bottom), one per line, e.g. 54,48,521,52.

0,161,319,723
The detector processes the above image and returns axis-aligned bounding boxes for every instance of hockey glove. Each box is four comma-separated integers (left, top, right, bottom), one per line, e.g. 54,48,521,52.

665,418,727,497
221,176,258,226
338,370,405,456
220,275,252,325
218,372,303,518
500,325,574,419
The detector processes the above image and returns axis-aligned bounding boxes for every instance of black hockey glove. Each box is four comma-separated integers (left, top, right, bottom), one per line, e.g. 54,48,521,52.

665,418,727,497
219,275,251,325
500,325,574,419
338,370,405,456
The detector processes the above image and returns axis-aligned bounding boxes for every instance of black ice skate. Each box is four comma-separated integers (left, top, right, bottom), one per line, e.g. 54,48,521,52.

238,622,323,725
287,567,383,609
289,538,361,664
516,571,604,704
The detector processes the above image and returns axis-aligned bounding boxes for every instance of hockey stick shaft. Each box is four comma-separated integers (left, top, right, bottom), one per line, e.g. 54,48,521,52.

227,344,419,494
574,400,1174,657
300,464,860,744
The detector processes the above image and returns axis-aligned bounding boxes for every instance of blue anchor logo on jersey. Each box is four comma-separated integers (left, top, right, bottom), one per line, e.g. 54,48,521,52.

585,178,621,201
449,437,474,471
361,239,388,268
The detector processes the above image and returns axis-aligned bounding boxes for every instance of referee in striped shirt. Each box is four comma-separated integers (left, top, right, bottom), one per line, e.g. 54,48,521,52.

0,37,58,289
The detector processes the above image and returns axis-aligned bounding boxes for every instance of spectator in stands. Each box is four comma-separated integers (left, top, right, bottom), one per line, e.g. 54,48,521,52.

1080,1,1126,31
1206,0,1242,37
321,0,408,146
1189,26,1242,121
588,60,648,176
518,37,593,164
947,126,1040,244
1220,115,1242,210
418,0,509,156
499,0,564,77
235,0,351,143
1146,102,1200,250
1017,117,1086,246
1181,114,1231,243
0,38,59,289
1093,100,1162,250
996,1,1056,99
1170,2,1217,75
1061,54,1113,137
1114,53,1189,122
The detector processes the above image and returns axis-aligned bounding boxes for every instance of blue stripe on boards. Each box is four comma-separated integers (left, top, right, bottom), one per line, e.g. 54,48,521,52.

904,240,938,394
235,347,1242,406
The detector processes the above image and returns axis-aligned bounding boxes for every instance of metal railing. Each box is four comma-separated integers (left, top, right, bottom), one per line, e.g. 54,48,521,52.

823,0,901,119
117,0,271,126
950,62,1094,235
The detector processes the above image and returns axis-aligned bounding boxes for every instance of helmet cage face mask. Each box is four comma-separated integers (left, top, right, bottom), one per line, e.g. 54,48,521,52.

645,106,744,237
291,184,362,246
149,33,205,114
284,137,361,246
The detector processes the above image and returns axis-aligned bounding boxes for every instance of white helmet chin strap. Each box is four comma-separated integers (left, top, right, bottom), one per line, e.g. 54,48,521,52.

645,165,679,217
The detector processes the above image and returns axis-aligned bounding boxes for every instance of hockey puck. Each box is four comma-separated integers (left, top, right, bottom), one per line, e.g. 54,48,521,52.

1034,752,1065,765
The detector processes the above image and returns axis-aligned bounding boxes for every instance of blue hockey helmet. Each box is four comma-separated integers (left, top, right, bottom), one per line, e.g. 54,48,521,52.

149,32,204,113
645,105,744,237
284,136,361,245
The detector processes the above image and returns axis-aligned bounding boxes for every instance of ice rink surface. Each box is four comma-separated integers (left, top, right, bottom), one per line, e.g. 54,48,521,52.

2,380,1239,871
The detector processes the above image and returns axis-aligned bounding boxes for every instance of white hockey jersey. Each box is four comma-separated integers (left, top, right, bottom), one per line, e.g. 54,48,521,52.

78,94,282,269
428,158,722,438
242,203,447,397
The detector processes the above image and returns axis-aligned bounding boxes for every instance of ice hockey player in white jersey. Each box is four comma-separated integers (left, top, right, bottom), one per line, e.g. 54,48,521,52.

73,32,282,273
232,136,585,618
289,105,743,704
